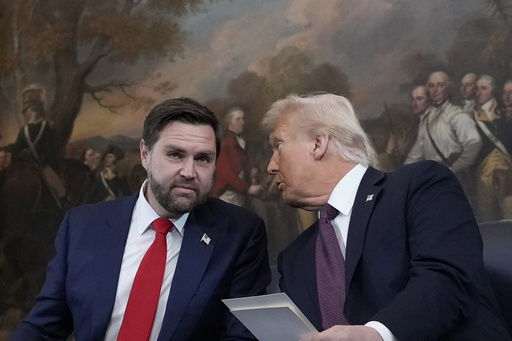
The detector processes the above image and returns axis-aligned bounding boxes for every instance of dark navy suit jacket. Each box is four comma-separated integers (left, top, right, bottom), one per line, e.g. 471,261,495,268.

11,195,270,341
279,161,511,340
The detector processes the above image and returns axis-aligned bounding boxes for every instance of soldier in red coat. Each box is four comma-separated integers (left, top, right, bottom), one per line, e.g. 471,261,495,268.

212,107,262,206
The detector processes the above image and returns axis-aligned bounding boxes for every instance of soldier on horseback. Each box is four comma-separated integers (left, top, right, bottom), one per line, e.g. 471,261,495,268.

12,84,66,206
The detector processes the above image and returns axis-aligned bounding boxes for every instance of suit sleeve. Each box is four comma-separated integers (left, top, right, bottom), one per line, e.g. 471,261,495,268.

372,162,484,339
10,212,74,341
221,215,271,340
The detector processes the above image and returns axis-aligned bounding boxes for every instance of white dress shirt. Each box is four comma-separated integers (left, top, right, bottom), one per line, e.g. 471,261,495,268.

323,164,397,341
104,180,188,341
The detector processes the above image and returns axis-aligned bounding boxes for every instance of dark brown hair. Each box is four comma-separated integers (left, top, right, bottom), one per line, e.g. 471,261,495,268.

142,97,222,156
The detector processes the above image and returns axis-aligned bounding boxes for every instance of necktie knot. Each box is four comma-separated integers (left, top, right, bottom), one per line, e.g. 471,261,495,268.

320,204,338,222
152,218,173,235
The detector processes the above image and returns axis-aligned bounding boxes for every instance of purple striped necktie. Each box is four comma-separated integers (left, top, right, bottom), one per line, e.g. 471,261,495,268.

316,203,349,329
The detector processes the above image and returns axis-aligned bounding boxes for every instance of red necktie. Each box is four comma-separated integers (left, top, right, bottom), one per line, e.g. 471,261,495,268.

316,204,349,329
118,218,173,341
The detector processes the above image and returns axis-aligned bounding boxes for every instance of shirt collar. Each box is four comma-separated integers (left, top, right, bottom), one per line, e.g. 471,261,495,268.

464,99,475,107
481,98,494,112
135,180,188,236
432,97,448,108
326,163,368,217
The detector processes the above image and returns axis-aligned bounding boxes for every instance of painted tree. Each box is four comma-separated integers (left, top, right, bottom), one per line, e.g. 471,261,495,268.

447,17,512,85
208,47,351,144
398,0,512,91
399,51,447,93
0,0,212,154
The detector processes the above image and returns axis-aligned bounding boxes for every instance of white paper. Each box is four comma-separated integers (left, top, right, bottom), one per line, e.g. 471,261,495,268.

222,293,318,341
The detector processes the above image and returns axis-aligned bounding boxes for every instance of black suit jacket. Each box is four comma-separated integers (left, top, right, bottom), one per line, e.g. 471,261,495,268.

12,194,270,341
279,161,511,340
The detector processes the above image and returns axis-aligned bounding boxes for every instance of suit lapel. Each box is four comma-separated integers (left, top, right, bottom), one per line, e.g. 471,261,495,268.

301,222,323,329
90,195,137,339
345,168,382,288
158,201,219,341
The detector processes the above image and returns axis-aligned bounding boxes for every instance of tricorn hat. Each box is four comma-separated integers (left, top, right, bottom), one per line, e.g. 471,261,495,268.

102,144,125,161
21,84,46,113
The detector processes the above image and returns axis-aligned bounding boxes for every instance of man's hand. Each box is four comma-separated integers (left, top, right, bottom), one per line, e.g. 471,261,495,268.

300,325,383,341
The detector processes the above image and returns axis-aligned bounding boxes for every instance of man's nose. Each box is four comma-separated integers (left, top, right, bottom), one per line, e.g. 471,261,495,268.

180,158,196,178
267,154,279,175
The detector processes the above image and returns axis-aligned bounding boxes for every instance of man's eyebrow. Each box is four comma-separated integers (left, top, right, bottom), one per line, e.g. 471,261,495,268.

164,144,186,153
197,150,216,158
269,133,279,145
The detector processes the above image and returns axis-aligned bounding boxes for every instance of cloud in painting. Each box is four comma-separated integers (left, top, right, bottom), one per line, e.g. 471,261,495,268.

254,0,489,116
70,0,491,140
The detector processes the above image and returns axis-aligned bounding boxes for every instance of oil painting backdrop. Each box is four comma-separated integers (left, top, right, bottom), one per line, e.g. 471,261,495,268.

1,0,511,338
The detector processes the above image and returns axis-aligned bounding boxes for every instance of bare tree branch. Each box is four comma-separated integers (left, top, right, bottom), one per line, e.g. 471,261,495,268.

80,40,114,77
85,78,144,113
90,90,125,113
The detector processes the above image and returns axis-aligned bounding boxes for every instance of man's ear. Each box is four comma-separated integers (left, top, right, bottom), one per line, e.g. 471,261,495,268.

313,134,329,160
140,139,149,170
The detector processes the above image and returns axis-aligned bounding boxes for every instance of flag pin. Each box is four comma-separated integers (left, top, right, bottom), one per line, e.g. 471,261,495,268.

201,233,211,245
366,194,374,202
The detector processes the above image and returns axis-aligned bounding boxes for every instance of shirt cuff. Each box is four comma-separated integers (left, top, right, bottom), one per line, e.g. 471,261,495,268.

365,321,397,341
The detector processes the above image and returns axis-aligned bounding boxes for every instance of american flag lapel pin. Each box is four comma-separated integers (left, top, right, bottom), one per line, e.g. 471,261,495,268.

201,233,211,245
366,194,374,202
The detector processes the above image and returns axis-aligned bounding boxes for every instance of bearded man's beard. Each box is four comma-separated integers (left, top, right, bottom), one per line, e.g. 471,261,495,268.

147,169,213,216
